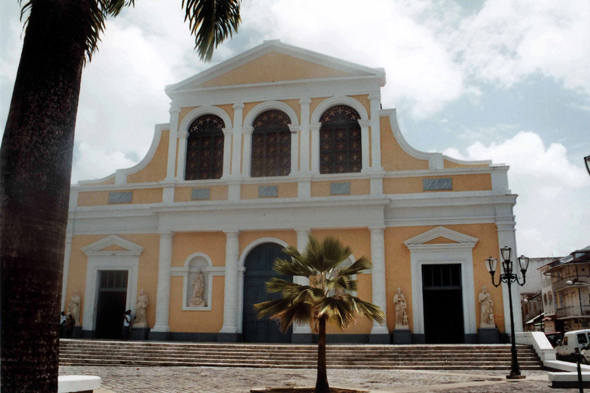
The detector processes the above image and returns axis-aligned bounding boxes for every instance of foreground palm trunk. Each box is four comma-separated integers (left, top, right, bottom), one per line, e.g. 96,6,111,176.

316,316,329,393
1,1,88,390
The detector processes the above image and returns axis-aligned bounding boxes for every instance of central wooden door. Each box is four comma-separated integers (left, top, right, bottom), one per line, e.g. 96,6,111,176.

242,243,292,343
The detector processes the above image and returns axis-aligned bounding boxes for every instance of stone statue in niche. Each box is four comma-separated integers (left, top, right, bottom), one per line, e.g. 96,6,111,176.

134,289,148,328
67,290,82,327
479,286,495,328
394,287,409,329
189,270,207,307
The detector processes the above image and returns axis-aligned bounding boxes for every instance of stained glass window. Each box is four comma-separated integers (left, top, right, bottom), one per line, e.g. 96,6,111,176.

251,110,291,177
319,105,362,174
185,115,225,180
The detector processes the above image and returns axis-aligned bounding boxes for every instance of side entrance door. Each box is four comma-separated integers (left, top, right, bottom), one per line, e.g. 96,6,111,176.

95,270,128,339
242,243,292,343
422,264,464,343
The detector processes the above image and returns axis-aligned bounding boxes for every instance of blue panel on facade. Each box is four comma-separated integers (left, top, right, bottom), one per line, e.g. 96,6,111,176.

423,178,452,191
330,182,351,195
108,191,133,203
259,185,278,197
191,188,211,200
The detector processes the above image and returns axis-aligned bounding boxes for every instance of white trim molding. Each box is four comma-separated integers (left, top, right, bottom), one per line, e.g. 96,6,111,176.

404,227,478,338
310,96,369,123
170,252,225,311
81,236,143,331
243,101,300,127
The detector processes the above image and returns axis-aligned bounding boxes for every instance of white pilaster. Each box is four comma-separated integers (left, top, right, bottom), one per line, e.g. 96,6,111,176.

496,210,523,334
289,125,300,175
220,230,240,334
175,131,188,181
231,103,244,177
358,119,371,172
165,106,181,180
242,127,253,177
299,98,311,173
61,236,73,311
152,232,174,332
369,94,382,170
370,227,389,335
294,228,312,335
222,128,232,178
310,123,321,174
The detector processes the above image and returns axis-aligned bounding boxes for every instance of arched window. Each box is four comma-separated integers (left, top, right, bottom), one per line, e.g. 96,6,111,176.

251,110,291,177
185,115,225,180
319,105,362,174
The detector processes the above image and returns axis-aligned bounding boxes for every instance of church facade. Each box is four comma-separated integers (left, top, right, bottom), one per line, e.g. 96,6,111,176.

63,40,522,344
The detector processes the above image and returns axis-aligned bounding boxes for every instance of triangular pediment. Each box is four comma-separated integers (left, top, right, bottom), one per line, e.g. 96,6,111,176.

82,235,144,256
404,227,478,248
166,40,385,94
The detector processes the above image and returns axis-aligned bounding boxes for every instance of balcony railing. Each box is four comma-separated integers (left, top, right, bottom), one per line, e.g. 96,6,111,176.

556,305,590,318
553,275,590,292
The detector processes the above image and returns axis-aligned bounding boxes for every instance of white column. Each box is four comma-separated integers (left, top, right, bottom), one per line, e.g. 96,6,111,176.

370,227,389,335
289,125,300,175
166,106,181,180
496,209,523,334
152,232,174,332
220,230,240,334
221,128,232,178
358,119,371,172
299,98,311,173
242,127,253,177
175,131,188,181
310,123,321,174
294,229,312,335
61,236,73,311
231,103,244,177
369,94,382,170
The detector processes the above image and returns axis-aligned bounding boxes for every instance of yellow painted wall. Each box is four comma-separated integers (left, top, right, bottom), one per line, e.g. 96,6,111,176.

424,237,459,245
383,174,492,195
200,52,353,87
100,244,128,252
241,183,298,199
349,95,370,118
310,179,370,197
172,232,227,268
81,177,116,186
310,97,328,121
444,159,489,169
174,185,229,202
239,230,297,257
380,116,429,171
65,234,161,330
77,188,163,207
168,275,225,332
126,130,169,183
178,105,234,132
383,223,504,333
311,229,373,334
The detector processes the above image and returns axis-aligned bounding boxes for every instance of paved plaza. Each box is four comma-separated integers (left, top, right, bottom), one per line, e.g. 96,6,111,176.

60,366,557,392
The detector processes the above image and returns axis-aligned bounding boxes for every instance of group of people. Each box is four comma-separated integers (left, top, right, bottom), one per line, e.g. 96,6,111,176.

59,311,76,338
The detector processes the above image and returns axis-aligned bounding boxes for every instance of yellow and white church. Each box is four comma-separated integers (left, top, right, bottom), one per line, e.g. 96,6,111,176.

62,40,523,344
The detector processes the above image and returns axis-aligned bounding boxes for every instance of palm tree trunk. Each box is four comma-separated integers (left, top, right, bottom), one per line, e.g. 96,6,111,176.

1,1,89,390
315,316,329,393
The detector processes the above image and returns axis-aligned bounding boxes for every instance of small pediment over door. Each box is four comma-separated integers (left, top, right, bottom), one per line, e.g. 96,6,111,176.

404,227,478,250
82,235,144,256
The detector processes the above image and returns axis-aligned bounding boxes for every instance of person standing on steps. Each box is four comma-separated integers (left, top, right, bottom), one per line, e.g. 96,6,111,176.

122,310,132,340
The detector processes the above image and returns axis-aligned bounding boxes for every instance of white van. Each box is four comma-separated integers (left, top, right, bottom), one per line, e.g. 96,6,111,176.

556,329,590,361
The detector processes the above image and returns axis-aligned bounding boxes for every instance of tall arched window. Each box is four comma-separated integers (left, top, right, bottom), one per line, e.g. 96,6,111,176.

185,115,225,180
251,110,291,177
319,105,362,174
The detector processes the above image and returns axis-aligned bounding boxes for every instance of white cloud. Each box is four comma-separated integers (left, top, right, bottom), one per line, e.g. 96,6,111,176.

450,0,590,94
444,131,590,257
72,142,136,184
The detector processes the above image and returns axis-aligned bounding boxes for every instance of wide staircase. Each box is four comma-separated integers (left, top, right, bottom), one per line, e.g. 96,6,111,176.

59,339,543,370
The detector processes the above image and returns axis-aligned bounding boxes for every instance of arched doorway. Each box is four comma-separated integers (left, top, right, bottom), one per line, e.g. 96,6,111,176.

242,242,292,343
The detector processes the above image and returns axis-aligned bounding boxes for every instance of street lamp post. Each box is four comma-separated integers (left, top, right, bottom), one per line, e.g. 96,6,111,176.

485,246,530,380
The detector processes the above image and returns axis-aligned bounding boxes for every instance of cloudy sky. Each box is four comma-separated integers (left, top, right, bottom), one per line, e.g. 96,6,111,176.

1,0,588,258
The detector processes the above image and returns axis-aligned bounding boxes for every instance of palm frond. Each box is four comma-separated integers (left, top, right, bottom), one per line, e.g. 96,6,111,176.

265,277,300,294
272,301,314,332
350,296,385,324
182,0,241,61
254,297,293,319
340,256,372,276
273,248,315,277
317,297,356,330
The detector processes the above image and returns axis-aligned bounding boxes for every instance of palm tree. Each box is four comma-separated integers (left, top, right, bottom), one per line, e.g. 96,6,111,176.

255,236,385,393
0,1,240,390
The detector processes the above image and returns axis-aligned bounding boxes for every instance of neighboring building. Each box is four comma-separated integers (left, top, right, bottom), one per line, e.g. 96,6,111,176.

520,257,558,332
62,41,522,344
541,247,590,333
